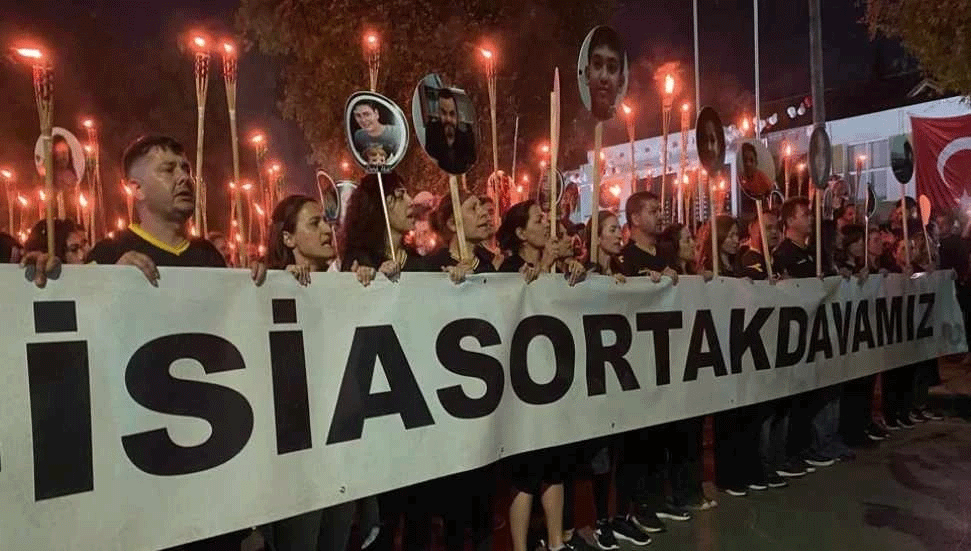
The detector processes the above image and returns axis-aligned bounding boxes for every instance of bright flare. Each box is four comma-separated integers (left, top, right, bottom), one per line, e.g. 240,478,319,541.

609,185,621,197
621,103,632,116
17,195,28,206
82,119,94,129
15,48,42,60
480,48,493,60
78,193,88,208
250,134,265,145
664,74,674,95
116,218,124,230
222,42,235,55
0,169,13,179
192,36,206,49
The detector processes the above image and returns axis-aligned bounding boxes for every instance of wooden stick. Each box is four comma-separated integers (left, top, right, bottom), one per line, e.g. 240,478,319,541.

449,175,470,261
864,185,871,268
590,122,603,265
901,186,910,270
376,172,397,264
707,171,718,277
756,199,773,278
816,189,823,278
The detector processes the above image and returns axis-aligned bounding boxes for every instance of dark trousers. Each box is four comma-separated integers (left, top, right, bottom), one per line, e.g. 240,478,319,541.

913,359,941,411
714,405,765,489
883,364,918,423
841,375,876,445
614,418,704,513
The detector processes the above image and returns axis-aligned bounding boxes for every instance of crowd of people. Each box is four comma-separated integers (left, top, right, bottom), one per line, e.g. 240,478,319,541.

5,134,967,551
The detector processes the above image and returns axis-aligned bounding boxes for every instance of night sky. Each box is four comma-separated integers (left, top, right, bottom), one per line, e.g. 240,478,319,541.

0,0,907,223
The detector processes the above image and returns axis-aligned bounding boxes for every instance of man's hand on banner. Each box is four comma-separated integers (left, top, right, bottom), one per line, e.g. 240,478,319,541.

662,266,679,285
20,251,62,288
250,260,267,286
563,259,586,286
286,264,312,286
444,259,475,284
117,251,160,287
379,258,403,282
351,260,377,287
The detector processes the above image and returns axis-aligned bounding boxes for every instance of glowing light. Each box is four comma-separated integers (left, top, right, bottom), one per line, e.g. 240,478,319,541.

365,33,379,49
270,162,282,173
17,195,28,207
84,145,93,154
254,204,265,217
522,175,529,183
857,155,867,163
683,175,689,185
621,103,632,116
341,161,350,171
682,103,690,112
116,218,124,230
0,169,13,179
38,189,47,201
258,245,266,256
664,74,674,95
192,36,207,49
539,143,550,154
190,225,199,237
719,180,726,190
599,151,606,161
78,193,88,208
241,182,253,192
229,181,236,190
741,118,750,132
122,184,133,197
785,144,792,156
250,133,265,145
797,162,806,171
609,185,622,197
82,119,94,129
15,48,43,60
107,231,115,239
480,48,493,60
221,42,235,55
516,185,523,193
17,231,26,243
231,219,238,227
539,160,547,169
234,233,242,243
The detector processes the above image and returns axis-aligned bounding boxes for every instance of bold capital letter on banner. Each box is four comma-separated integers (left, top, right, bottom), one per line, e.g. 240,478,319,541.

122,334,254,475
436,318,504,419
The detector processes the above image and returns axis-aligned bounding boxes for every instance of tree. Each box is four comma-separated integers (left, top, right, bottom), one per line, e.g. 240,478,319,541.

237,0,612,196
865,0,971,97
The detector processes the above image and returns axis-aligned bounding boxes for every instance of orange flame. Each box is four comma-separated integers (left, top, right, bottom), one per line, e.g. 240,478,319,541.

15,48,43,60
664,74,674,95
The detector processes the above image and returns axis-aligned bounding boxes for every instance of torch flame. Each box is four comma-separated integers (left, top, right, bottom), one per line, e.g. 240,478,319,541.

719,180,726,190
797,162,806,171
82,119,94,129
609,185,622,197
241,182,253,191
785,144,792,156
270,162,281,173
116,218,125,230
78,193,88,208
0,169,13,179
15,48,43,60
365,34,378,48
222,42,235,55
480,48,493,60
229,181,236,190
664,74,674,95
621,103,632,116
192,36,206,49
682,103,690,112
84,144,93,154
254,204,265,217
17,195,28,207
123,184,133,196
38,189,47,201
683,175,689,184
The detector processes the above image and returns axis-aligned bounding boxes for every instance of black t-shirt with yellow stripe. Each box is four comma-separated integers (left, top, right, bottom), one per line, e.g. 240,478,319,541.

86,224,226,268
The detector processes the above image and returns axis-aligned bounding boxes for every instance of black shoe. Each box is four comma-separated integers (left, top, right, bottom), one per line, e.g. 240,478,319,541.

630,509,666,534
594,519,620,550
748,481,769,491
767,473,788,488
884,418,902,431
565,531,599,551
899,416,916,429
908,411,928,424
838,450,857,461
804,454,836,467
776,461,807,478
655,503,692,521
921,410,944,421
612,515,656,543
797,458,817,473
865,423,888,441
723,486,748,497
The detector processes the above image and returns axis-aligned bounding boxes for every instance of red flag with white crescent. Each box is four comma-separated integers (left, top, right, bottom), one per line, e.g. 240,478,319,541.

911,113,971,213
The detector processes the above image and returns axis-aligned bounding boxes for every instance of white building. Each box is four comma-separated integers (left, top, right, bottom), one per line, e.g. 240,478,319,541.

569,94,971,223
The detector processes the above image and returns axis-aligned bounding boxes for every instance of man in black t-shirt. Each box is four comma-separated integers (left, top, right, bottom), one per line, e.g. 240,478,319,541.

620,192,677,281
84,135,265,288
611,192,690,540
772,197,816,279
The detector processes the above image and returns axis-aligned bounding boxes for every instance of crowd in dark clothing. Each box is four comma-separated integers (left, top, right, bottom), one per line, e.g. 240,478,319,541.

10,134,962,551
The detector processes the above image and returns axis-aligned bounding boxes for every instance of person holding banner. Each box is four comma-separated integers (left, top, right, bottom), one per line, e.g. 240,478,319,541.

80,135,266,288
739,211,808,484
339,172,423,275
698,215,773,496
261,193,380,551
25,218,89,265
426,190,496,280
583,211,626,281
496,200,584,284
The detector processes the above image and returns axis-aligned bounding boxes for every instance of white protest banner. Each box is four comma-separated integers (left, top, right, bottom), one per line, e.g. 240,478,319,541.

0,266,964,550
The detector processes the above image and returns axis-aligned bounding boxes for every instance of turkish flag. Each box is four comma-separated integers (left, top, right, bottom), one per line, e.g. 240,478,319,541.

911,113,971,213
